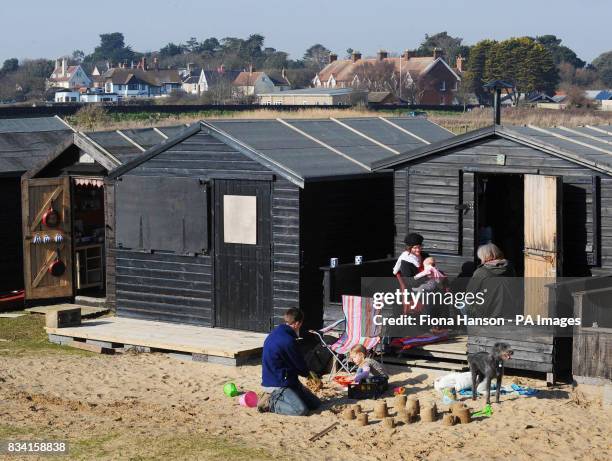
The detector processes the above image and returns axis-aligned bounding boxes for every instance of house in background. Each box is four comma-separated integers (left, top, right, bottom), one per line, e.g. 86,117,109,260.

232,69,290,97
90,66,106,89
182,66,241,96
313,49,461,105
46,58,92,90
102,58,182,99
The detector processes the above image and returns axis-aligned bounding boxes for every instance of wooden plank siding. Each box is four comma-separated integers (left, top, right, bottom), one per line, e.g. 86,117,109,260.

110,131,301,328
394,137,611,277
272,180,300,327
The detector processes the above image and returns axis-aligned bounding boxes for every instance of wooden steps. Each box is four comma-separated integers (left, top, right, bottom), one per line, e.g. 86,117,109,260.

27,303,109,318
385,335,469,371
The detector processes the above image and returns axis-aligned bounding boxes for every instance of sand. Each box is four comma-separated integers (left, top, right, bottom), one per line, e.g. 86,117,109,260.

1,351,611,461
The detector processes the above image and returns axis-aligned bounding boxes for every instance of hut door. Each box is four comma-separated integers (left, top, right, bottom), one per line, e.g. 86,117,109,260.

22,177,73,300
214,179,272,332
524,174,562,316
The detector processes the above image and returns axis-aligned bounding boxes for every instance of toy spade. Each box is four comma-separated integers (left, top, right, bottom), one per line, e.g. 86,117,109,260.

472,403,493,418
48,248,66,277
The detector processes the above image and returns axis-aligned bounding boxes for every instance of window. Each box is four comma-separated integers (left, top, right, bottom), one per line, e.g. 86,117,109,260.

439,80,446,91
453,81,458,90
116,176,209,254
128,84,138,90
223,195,257,245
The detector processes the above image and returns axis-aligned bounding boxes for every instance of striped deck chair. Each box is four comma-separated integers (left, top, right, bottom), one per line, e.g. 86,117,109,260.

309,295,382,377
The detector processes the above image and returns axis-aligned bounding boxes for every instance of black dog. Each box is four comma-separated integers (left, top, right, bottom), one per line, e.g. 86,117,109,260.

467,342,513,404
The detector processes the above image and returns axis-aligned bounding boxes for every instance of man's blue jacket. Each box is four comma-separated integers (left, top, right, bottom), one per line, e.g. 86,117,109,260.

261,324,309,388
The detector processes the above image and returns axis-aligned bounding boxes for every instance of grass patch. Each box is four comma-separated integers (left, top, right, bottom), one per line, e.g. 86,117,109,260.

0,424,277,461
0,314,91,357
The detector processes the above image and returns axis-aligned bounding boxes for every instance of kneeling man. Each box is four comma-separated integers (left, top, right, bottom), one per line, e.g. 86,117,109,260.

258,308,321,416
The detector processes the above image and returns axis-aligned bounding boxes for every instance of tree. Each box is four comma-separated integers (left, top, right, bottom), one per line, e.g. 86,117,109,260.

1,58,19,74
159,42,184,57
484,37,559,104
185,37,199,53
464,40,496,103
71,50,85,63
535,35,585,68
416,31,470,64
86,32,135,64
593,51,612,86
303,44,330,70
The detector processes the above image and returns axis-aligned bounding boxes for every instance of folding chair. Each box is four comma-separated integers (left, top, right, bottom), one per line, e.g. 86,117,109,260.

309,295,382,379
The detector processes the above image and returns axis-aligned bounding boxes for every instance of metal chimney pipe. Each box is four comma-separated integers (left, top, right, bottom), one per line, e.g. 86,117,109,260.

494,88,501,125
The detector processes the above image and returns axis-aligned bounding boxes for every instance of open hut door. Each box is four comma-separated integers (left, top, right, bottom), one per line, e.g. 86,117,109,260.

524,174,562,316
22,177,73,300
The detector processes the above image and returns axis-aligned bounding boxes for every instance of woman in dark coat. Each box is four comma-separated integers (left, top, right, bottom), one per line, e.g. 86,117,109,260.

466,243,517,318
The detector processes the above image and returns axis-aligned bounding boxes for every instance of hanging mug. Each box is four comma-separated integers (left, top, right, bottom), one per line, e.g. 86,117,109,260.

42,206,59,228
330,257,339,268
355,255,364,265
43,234,51,244
54,234,64,243
48,248,66,277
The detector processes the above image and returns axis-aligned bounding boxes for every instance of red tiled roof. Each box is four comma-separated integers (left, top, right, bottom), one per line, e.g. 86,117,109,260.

48,66,82,82
317,56,455,84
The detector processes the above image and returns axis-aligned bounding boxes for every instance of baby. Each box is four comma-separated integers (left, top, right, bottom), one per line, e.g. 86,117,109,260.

413,256,448,292
349,344,388,384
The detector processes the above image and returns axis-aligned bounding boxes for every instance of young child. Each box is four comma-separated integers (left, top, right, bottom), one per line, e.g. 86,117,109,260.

349,344,388,384
413,256,448,292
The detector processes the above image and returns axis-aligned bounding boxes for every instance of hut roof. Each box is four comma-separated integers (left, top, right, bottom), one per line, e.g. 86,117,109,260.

0,116,70,133
109,117,454,187
372,124,612,176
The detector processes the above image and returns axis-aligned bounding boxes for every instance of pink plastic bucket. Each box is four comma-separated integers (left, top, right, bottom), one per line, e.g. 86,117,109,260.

239,391,258,408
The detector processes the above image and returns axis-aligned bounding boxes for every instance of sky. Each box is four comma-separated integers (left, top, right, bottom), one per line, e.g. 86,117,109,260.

3,0,610,64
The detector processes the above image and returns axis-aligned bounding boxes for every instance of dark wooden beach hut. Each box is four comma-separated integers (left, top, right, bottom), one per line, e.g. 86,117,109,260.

19,123,186,305
106,117,454,332
0,117,72,298
372,123,612,382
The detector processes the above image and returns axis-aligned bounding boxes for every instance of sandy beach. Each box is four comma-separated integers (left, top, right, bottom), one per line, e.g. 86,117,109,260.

1,344,610,461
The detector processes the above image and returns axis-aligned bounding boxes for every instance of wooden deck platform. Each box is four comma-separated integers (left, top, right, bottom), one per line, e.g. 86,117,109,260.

45,316,267,366
385,335,469,371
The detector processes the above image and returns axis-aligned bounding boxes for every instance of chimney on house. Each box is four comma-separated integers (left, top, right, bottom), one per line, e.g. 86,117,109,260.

329,53,338,63
433,48,443,60
130,60,135,69
248,64,253,74
187,62,193,73
153,57,159,71
456,55,464,73
141,57,147,70
61,58,67,77
401,50,411,60
281,68,286,79
351,51,362,63
55,59,60,73
377,50,388,61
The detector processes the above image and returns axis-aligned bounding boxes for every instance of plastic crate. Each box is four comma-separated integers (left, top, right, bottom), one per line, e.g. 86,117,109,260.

347,376,388,400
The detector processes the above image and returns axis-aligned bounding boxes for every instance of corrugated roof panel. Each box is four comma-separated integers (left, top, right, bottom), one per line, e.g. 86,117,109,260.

119,128,166,148
286,119,392,165
159,126,188,138
509,126,612,169
209,120,369,179
85,131,142,162
386,117,454,143
338,118,425,152
0,117,70,133
0,131,71,173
